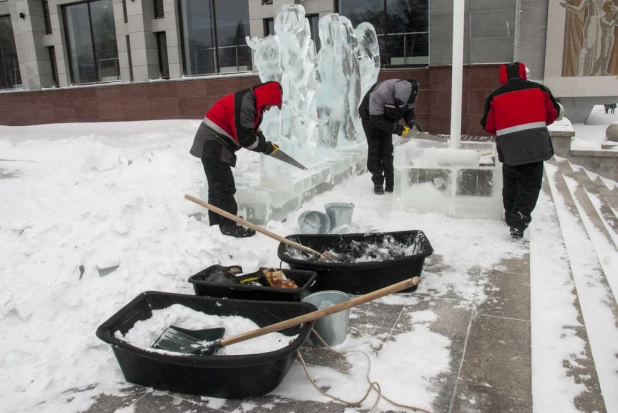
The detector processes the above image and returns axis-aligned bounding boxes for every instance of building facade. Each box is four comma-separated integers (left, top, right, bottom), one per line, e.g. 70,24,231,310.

0,0,614,131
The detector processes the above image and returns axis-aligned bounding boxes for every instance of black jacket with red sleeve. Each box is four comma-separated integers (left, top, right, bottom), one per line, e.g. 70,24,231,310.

190,82,282,159
480,63,562,166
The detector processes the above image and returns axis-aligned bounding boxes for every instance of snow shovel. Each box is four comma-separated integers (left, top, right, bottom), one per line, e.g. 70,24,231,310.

153,276,422,355
184,194,339,262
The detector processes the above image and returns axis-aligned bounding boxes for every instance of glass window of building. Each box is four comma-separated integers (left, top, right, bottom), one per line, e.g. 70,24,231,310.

43,0,52,34
338,0,428,66
154,0,164,18
122,0,128,23
126,35,133,81
63,0,120,84
48,46,59,87
179,0,251,76
264,17,274,36
0,14,22,89
156,32,169,79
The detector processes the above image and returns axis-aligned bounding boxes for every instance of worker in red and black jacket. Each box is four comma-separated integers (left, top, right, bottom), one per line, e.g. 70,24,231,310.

481,62,564,239
190,81,282,238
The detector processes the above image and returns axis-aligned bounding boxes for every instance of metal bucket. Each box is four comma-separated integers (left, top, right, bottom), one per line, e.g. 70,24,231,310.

324,202,355,231
302,290,351,346
298,210,331,234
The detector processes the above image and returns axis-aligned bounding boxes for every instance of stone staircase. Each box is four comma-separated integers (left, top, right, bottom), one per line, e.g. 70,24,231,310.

532,158,618,412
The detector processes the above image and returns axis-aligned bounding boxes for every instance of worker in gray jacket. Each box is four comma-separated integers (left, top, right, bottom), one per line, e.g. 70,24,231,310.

359,79,421,194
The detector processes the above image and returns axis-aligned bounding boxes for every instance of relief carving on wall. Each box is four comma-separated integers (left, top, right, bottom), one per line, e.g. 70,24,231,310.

561,0,618,76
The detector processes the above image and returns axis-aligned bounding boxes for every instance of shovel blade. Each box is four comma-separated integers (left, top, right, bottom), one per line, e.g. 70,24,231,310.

152,325,226,355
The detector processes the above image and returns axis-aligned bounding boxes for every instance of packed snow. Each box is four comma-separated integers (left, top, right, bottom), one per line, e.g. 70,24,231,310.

116,304,296,356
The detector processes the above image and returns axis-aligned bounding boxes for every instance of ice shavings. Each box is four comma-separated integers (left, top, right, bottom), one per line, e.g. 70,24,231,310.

284,234,423,263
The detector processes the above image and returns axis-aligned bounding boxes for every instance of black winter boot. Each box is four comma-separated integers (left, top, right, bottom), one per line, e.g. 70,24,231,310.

385,186,394,193
510,227,524,239
220,224,256,238
374,185,385,195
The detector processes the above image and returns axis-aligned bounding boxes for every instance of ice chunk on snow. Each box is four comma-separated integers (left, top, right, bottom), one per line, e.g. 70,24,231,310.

0,350,37,368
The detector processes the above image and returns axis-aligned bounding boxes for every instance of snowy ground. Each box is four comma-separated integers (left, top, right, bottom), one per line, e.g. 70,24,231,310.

0,107,616,413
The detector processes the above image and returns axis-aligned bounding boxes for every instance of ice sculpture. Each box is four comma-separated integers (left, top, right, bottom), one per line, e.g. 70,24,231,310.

246,5,380,162
354,22,381,100
237,5,379,224
315,14,362,148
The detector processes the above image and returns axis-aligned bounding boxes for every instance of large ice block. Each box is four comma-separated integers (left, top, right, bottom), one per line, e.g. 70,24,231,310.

236,145,367,225
393,140,503,219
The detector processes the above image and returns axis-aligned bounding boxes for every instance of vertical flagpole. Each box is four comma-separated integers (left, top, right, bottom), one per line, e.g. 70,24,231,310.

450,0,465,149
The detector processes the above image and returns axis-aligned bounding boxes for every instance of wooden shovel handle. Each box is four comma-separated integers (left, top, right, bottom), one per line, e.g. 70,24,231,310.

221,276,422,347
185,194,326,259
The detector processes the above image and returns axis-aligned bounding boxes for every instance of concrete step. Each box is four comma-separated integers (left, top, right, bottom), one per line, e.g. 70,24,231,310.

568,164,618,248
529,173,605,412
590,171,618,210
545,159,618,412
556,160,618,301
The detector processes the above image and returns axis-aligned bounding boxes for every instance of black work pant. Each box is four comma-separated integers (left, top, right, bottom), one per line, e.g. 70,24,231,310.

201,141,237,228
362,120,394,189
502,162,544,231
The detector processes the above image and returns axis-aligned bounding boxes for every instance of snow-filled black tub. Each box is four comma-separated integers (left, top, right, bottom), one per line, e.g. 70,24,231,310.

96,291,316,398
277,230,434,294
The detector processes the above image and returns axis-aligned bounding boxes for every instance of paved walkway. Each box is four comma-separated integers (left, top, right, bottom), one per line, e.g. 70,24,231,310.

80,251,532,413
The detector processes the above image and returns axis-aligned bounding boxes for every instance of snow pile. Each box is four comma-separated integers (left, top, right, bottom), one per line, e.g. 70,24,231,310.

117,304,295,356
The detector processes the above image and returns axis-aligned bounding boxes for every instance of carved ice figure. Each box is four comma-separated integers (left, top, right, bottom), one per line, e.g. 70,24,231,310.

315,14,362,147
354,22,381,99
246,5,380,161
246,35,281,83
246,35,283,141
248,5,320,158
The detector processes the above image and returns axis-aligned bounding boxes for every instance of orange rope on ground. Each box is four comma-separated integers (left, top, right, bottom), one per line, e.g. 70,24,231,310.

296,329,432,413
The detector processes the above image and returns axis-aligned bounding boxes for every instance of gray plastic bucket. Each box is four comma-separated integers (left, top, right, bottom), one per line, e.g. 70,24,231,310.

324,202,355,230
302,290,351,347
298,210,331,234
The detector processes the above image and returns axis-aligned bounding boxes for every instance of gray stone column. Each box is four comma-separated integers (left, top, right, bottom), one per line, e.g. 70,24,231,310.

126,0,159,81
9,0,54,90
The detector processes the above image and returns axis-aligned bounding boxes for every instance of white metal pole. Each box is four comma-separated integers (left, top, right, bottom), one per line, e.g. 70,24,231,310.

450,0,465,149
